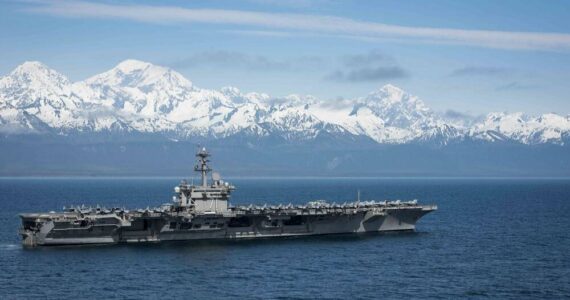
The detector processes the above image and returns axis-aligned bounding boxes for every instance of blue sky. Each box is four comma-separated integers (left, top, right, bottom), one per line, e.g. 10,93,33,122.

1,0,570,115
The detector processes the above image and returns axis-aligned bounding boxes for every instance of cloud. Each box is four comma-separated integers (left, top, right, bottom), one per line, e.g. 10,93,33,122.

23,1,570,52
247,0,331,9
326,66,408,82
223,29,299,38
169,51,288,71
167,50,323,71
440,109,483,127
326,50,408,82
442,109,481,121
341,50,391,68
443,109,472,120
450,66,511,77
495,81,538,91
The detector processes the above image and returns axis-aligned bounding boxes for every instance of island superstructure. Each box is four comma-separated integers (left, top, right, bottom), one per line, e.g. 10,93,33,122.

19,148,437,247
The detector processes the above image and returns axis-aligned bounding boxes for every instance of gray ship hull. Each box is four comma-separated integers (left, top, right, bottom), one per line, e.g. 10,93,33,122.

20,204,436,247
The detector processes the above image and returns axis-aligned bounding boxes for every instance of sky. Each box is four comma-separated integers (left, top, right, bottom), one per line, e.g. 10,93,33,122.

1,0,570,116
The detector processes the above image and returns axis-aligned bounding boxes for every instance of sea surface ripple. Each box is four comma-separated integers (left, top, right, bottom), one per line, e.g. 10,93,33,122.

0,178,569,299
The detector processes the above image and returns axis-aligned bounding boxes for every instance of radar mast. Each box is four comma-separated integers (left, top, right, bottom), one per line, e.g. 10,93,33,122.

194,147,212,187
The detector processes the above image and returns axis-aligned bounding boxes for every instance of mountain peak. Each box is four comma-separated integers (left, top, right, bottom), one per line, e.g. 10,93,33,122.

380,84,404,94
0,61,79,112
86,59,192,90
10,61,67,82
3,61,70,89
484,112,526,122
13,61,50,73
366,84,408,103
365,84,427,110
220,86,241,96
114,59,154,73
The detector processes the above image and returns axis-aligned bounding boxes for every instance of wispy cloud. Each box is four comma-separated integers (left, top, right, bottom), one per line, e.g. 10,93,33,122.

326,67,408,82
440,109,483,127
23,1,570,52
442,109,480,121
326,50,409,82
169,51,288,71
496,81,538,91
341,50,390,68
167,50,323,71
223,29,300,38
448,67,539,92
247,0,332,9
450,66,512,77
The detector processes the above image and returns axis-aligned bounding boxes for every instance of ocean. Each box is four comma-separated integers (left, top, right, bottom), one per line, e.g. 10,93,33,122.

0,178,569,299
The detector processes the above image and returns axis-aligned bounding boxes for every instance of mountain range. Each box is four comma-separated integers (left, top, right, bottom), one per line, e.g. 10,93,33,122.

1,60,569,176
2,59,570,146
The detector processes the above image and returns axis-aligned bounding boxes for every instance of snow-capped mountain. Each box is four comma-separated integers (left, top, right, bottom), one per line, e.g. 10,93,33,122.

303,84,463,144
0,61,128,133
0,61,84,131
470,112,570,145
1,60,569,146
82,59,194,116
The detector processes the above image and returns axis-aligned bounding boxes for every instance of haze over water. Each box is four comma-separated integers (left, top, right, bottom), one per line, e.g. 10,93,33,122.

0,178,569,299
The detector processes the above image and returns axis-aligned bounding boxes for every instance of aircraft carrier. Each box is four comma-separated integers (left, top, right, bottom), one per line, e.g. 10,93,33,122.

19,148,437,247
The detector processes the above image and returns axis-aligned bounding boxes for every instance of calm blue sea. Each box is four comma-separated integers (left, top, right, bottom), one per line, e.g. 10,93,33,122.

0,178,569,299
